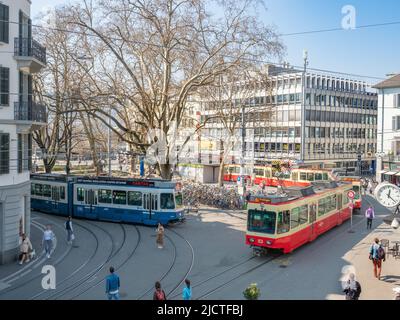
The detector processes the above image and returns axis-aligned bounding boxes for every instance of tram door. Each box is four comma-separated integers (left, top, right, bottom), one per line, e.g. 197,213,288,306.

84,189,97,220
143,193,158,223
51,186,60,213
309,203,317,241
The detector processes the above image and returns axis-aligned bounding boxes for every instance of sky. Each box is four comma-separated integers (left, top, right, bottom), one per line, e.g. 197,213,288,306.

31,0,400,83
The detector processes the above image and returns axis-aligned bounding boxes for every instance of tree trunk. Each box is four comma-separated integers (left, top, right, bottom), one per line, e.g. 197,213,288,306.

159,164,172,180
45,163,52,173
218,162,225,187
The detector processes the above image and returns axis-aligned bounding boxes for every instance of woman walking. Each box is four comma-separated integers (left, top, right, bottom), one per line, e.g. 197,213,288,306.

156,222,165,249
19,233,32,265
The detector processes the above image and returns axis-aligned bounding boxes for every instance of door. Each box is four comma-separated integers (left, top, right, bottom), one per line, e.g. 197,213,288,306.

309,203,317,241
84,189,97,220
51,186,60,213
143,193,158,224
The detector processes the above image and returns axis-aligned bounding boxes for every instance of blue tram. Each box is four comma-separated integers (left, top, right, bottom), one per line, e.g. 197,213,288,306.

30,174,185,226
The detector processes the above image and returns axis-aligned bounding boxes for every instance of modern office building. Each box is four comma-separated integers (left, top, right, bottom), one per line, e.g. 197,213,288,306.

0,0,46,263
198,64,378,175
373,74,400,183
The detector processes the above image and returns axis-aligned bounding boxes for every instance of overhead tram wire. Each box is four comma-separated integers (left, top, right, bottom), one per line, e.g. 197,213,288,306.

0,18,396,80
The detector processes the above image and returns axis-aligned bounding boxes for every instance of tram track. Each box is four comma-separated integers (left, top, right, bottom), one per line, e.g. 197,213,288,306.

42,220,124,300
69,224,142,299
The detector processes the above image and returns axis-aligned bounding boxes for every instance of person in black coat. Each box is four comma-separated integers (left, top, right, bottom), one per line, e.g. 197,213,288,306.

343,273,361,300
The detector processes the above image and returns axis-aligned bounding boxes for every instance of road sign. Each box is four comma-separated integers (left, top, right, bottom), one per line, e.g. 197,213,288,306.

347,190,355,199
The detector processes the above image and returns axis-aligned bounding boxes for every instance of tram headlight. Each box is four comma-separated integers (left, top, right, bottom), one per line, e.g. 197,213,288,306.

266,240,273,245
249,238,255,243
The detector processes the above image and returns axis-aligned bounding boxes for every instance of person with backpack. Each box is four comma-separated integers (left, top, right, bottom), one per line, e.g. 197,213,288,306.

105,266,120,300
65,216,74,245
153,281,166,300
343,273,361,300
182,279,192,300
365,206,375,230
369,238,385,280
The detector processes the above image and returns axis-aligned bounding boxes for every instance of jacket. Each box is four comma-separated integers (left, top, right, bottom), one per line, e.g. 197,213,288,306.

183,286,192,300
20,237,32,253
106,273,120,294
370,243,381,260
365,208,375,219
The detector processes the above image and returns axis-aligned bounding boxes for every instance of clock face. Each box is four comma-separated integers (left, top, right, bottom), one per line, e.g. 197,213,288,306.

375,183,400,208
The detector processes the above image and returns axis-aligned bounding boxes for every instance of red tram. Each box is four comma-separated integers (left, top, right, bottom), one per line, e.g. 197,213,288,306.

245,181,353,254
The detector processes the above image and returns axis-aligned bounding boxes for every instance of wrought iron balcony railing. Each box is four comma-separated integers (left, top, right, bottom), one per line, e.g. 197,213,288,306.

14,37,47,65
14,101,47,123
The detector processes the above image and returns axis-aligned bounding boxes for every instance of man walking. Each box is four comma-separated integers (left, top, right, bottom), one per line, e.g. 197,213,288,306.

369,238,385,280
365,205,375,229
42,225,55,259
343,273,362,300
106,266,120,300
65,216,74,245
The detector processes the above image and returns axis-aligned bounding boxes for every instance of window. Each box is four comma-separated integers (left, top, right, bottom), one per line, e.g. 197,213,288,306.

77,187,85,202
392,116,400,131
43,184,51,198
248,209,276,234
0,67,9,106
60,186,66,200
98,189,112,203
128,191,142,206
318,197,327,216
277,211,290,234
113,190,127,205
161,193,175,209
175,193,183,208
395,94,400,108
0,133,9,174
31,183,35,195
291,207,300,229
307,173,314,181
34,184,43,196
0,4,9,43
300,172,307,181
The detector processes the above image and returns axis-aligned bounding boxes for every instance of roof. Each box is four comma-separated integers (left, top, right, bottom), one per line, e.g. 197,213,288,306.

373,74,400,89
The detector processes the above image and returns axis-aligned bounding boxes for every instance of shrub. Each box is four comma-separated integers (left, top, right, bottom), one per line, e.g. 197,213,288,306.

243,283,260,300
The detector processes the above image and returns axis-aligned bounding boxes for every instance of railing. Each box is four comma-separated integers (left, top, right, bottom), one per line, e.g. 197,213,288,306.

14,37,47,65
14,101,47,123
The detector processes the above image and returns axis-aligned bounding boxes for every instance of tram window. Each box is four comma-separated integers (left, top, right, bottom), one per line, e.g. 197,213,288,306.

307,173,314,181
300,172,307,181
253,168,264,176
98,189,112,204
31,184,35,195
318,197,327,216
175,192,183,208
343,193,349,206
290,207,300,229
35,184,43,196
353,185,360,193
337,194,343,209
128,191,142,206
161,193,175,210
60,186,66,200
113,190,127,205
248,209,276,234
291,172,299,181
43,185,51,198
77,187,85,202
265,169,272,178
315,173,323,181
299,205,308,224
330,195,337,212
277,211,290,234
323,173,328,180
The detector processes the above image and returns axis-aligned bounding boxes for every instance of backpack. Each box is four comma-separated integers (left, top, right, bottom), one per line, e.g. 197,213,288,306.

377,246,385,260
155,290,165,300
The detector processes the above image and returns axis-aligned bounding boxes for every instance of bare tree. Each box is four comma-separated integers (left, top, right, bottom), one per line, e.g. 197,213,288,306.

58,0,283,179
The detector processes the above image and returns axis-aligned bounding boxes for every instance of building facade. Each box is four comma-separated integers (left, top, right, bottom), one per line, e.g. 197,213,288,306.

0,0,46,263
198,65,378,175
373,74,400,184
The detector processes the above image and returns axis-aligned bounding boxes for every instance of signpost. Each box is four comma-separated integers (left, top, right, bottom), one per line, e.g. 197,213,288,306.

347,190,355,233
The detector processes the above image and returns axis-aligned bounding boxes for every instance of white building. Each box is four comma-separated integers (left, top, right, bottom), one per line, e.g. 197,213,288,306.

0,0,46,263
373,74,400,183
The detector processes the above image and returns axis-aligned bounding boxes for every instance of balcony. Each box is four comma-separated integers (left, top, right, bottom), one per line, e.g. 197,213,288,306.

14,38,47,73
14,101,47,129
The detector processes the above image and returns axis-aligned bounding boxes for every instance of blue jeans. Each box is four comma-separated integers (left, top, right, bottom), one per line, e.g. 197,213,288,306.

107,292,120,300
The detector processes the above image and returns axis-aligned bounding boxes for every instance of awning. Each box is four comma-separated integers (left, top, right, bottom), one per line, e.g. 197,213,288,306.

396,172,400,176
384,171,398,175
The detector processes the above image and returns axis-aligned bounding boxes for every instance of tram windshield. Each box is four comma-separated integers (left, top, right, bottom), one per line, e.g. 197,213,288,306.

248,209,276,234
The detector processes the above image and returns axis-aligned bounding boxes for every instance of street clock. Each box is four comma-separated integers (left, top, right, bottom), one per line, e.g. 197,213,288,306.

374,182,400,208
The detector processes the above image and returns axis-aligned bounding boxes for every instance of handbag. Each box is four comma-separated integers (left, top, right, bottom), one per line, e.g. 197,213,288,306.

391,218,399,229
71,233,75,241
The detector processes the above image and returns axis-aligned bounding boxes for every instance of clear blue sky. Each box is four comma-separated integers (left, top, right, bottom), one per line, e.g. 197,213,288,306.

32,0,400,81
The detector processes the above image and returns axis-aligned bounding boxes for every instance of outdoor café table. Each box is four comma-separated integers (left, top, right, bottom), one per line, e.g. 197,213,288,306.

391,241,400,257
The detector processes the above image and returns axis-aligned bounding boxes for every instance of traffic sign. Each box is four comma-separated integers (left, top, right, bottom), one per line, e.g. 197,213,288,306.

347,190,355,199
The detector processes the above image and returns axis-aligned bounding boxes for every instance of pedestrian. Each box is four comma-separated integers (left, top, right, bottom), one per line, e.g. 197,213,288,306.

393,287,400,300
19,233,32,265
65,216,74,245
368,179,373,195
182,279,192,300
156,222,164,249
369,238,386,280
343,273,361,300
153,281,167,300
42,225,55,259
365,205,375,229
105,266,120,300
